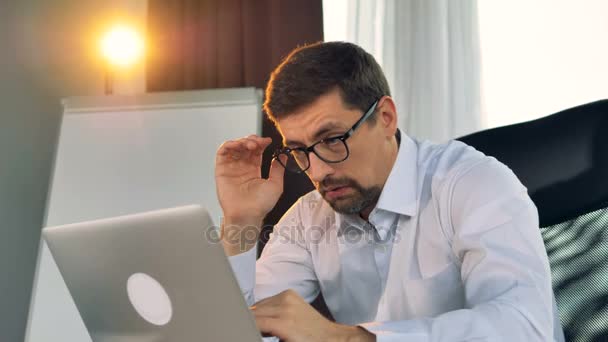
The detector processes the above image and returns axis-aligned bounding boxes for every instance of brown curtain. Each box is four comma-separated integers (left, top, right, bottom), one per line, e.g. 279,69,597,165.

146,0,321,253
147,0,323,90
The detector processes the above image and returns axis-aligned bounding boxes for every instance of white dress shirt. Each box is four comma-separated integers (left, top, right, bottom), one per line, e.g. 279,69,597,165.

230,134,565,341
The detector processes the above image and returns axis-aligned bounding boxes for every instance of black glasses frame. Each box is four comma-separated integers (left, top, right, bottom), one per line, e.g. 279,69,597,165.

273,99,380,173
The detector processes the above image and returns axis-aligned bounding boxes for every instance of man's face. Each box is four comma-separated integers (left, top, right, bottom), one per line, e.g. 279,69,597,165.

276,89,397,215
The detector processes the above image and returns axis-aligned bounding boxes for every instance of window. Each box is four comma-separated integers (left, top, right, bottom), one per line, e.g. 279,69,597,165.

479,0,608,127
323,1,608,130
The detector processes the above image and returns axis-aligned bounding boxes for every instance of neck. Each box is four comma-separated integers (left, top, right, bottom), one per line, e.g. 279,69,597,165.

359,206,375,221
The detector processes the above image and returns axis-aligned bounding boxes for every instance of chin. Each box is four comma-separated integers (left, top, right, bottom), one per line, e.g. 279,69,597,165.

323,186,382,215
325,196,366,215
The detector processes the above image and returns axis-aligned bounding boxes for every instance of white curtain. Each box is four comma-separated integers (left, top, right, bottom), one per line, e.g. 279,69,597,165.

340,0,482,142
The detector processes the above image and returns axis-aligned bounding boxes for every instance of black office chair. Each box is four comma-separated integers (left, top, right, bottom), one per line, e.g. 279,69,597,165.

458,100,608,342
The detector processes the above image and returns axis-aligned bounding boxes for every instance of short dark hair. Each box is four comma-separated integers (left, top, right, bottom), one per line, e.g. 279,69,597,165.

264,41,391,124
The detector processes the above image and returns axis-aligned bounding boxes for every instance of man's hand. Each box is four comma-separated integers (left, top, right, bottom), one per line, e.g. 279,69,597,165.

215,135,285,255
252,289,375,342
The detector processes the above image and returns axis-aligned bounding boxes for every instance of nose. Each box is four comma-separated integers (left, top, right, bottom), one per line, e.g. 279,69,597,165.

306,152,334,183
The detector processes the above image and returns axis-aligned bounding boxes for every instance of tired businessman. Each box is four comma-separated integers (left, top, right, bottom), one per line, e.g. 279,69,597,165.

215,42,564,341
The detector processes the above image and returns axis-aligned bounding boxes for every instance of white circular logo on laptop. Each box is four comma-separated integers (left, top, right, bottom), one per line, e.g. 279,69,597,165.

126,273,173,326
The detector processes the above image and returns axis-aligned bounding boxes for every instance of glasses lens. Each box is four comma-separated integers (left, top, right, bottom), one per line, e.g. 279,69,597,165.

275,150,308,173
288,149,309,172
313,138,348,163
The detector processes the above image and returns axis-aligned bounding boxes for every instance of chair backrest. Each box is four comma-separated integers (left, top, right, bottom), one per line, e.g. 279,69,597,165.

458,100,608,342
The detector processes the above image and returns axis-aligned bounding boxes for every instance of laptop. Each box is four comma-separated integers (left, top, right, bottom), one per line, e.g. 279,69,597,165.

43,205,271,342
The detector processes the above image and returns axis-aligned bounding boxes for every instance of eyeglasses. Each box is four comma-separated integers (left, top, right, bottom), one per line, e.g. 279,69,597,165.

273,99,380,174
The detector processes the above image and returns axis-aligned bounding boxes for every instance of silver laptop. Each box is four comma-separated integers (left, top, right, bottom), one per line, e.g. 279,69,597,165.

43,205,265,342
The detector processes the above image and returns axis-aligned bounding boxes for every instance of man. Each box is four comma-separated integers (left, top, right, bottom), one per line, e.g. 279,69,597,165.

215,42,563,341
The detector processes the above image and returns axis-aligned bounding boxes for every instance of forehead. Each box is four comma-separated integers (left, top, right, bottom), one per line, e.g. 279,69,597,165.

277,90,361,146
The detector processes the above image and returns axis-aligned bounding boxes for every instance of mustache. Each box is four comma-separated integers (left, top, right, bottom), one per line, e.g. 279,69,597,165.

319,177,359,194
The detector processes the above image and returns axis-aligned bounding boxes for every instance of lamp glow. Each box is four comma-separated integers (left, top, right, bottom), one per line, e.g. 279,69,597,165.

101,25,144,67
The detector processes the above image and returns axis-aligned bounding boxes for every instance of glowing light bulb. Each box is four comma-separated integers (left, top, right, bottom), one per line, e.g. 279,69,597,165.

101,25,144,67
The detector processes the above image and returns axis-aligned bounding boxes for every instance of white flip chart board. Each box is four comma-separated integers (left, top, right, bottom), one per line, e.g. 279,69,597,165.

25,87,263,342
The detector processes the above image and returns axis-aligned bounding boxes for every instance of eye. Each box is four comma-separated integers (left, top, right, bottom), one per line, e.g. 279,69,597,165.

322,136,342,146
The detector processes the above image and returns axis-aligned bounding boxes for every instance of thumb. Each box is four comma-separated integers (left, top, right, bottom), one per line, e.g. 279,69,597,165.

268,156,286,187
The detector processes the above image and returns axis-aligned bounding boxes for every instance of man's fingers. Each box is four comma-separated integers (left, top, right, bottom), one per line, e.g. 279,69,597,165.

217,148,248,163
254,316,287,339
251,303,283,318
251,293,281,308
251,289,298,312
217,140,242,155
218,136,272,159
217,140,253,161
243,136,272,155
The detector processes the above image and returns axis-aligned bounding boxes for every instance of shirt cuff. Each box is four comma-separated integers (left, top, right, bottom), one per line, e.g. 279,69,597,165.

227,244,257,294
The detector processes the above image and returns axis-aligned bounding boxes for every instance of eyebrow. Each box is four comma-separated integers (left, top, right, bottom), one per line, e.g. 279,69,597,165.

284,121,345,147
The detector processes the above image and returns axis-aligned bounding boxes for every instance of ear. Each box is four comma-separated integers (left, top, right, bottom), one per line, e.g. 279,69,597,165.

377,96,398,138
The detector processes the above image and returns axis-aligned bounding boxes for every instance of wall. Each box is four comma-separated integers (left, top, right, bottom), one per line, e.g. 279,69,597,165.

0,1,144,340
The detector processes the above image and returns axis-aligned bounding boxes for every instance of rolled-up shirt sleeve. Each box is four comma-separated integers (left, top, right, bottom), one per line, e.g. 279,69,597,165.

360,158,560,341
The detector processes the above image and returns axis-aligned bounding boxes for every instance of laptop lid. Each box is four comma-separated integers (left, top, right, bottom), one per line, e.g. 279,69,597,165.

43,205,262,342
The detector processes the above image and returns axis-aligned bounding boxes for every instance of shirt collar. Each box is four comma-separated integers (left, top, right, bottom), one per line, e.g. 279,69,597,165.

337,131,419,234
374,131,419,217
